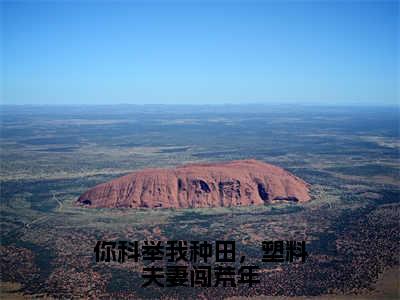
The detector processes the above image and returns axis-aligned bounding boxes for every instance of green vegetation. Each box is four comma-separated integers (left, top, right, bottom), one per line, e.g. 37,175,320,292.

0,105,399,298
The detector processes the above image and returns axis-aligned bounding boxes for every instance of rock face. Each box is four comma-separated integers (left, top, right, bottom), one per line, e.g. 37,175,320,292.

77,159,310,209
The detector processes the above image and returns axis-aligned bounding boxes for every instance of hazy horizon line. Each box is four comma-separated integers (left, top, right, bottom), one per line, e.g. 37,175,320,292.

1,101,399,108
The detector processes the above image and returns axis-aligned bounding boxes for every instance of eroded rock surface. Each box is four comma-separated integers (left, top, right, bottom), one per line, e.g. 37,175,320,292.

77,159,310,208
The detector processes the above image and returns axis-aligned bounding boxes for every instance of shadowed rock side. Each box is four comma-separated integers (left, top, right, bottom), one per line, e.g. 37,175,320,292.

77,159,310,208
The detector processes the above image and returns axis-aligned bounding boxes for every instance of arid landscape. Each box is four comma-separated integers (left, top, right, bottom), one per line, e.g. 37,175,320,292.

0,105,399,299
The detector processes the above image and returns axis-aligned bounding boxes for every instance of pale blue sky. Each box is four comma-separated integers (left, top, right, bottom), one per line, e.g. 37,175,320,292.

2,1,399,105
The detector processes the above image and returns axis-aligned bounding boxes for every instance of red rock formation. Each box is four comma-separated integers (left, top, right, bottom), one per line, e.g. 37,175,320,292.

77,159,310,208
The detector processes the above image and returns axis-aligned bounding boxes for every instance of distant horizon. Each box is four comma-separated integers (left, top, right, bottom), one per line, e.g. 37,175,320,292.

1,102,399,108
